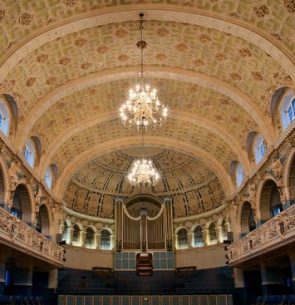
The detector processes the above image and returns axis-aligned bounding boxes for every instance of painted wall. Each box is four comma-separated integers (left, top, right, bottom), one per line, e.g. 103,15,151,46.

63,246,113,270
175,245,226,269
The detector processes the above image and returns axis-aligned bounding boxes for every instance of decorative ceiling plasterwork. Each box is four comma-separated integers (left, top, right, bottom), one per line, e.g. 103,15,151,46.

0,0,293,218
4,20,292,121
28,78,256,169
63,149,225,219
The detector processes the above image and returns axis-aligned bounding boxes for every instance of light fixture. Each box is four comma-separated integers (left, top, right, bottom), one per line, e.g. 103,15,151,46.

127,128,161,188
119,13,168,131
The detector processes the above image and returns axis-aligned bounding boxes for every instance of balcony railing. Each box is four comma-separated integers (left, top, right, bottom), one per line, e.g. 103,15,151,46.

0,207,64,266
227,204,295,266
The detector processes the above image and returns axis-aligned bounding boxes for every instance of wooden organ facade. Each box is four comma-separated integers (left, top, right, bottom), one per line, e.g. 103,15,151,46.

115,196,173,252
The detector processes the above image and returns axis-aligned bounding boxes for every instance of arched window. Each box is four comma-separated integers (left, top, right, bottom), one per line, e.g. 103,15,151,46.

72,224,81,245
193,226,204,247
260,180,282,222
235,163,245,187
100,229,111,250
24,138,36,168
253,134,267,164
177,228,188,249
12,184,32,224
280,92,295,130
62,221,69,243
0,101,10,136
44,167,53,189
221,220,228,241
85,227,95,249
209,223,217,245
36,205,50,236
241,202,256,237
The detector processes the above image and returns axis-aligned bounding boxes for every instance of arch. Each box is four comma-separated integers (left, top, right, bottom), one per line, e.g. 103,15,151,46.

85,227,96,249
0,6,294,86
12,184,33,224
44,164,58,190
274,87,295,132
16,66,274,152
23,137,42,168
247,132,267,164
176,228,188,250
100,228,112,250
240,201,256,237
192,225,204,248
259,180,282,222
286,150,295,204
72,223,82,246
39,109,251,177
221,219,228,241
208,222,218,245
0,94,18,138
0,156,10,206
230,160,245,188
54,137,235,200
36,204,50,236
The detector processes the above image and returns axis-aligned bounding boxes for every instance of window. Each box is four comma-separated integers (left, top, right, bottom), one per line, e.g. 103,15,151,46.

221,220,228,241
177,228,188,249
253,135,266,164
193,226,204,247
235,163,244,187
24,139,35,168
249,209,256,232
0,101,10,136
100,229,111,250
85,227,95,248
44,166,53,189
209,223,217,245
280,95,295,130
62,221,69,243
72,224,81,244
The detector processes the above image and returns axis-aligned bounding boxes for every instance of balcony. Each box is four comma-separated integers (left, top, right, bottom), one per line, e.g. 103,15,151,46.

0,207,64,267
227,204,295,266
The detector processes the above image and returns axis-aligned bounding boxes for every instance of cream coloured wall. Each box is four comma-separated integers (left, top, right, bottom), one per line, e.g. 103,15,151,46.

175,245,226,269
64,245,113,270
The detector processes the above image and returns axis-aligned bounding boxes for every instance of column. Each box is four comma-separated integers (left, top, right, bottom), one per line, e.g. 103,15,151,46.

216,225,223,243
67,227,73,245
260,261,282,295
289,252,295,293
47,269,58,302
96,233,101,250
80,230,86,247
0,255,6,294
233,268,248,305
13,264,33,296
174,233,178,249
203,229,209,246
187,232,193,248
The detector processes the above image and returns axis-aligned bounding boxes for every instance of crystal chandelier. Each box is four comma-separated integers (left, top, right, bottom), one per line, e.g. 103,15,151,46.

128,158,160,187
119,13,168,131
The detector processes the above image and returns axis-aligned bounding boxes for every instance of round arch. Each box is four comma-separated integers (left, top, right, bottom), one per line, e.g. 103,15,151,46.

239,201,256,236
16,66,274,151
12,184,34,224
258,179,282,222
0,6,293,85
54,136,235,200
39,108,251,177
37,204,51,236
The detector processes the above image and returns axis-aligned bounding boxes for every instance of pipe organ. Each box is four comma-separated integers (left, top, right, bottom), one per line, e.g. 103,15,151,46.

115,196,173,251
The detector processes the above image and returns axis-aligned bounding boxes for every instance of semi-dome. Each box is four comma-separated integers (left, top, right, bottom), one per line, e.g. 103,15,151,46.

63,148,225,219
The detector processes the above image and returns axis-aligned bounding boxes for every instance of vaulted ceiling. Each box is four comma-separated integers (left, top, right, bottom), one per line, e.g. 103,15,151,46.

0,0,294,213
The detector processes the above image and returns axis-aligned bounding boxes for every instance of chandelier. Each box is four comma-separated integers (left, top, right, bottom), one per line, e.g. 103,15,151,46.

119,13,168,131
128,158,160,187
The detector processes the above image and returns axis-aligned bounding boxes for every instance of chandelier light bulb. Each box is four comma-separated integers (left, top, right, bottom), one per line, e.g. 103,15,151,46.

127,157,160,187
